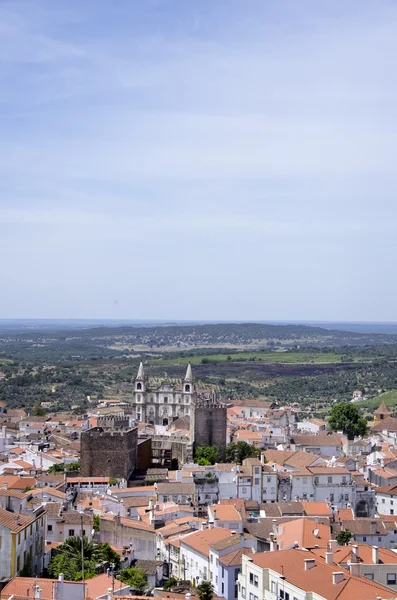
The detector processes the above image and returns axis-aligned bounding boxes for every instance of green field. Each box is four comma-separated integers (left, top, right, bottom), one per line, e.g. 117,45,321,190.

356,390,397,411
149,351,371,366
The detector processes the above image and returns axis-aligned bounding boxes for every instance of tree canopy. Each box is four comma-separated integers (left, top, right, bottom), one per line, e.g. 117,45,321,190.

119,566,147,594
328,402,367,440
336,530,353,546
47,536,120,581
226,441,261,463
194,445,219,465
197,580,214,600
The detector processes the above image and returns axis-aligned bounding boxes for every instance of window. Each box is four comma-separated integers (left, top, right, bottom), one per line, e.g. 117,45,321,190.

392,500,394,506
303,477,307,484
328,476,332,484
345,494,349,501
387,574,397,585
210,555,213,563
342,476,346,483
364,573,374,580
18,533,21,544
382,498,386,504
314,477,319,485
47,525,53,532
249,593,254,600
378,537,382,542
17,556,20,572
137,383,142,390
254,478,260,485
164,397,168,403
363,536,367,542
254,575,258,587
242,587,246,599
249,573,253,584
0,536,2,548
330,494,334,502
216,576,218,585
222,566,225,578
235,584,238,598
216,558,219,567
68,529,75,537
222,583,224,594
392,509,394,515
271,581,276,593
242,487,247,494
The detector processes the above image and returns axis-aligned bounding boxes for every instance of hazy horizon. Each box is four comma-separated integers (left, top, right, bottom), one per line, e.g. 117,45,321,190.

2,1,397,321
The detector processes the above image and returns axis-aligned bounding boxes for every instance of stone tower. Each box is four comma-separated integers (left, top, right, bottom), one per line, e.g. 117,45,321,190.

80,418,138,479
190,392,227,460
374,400,392,425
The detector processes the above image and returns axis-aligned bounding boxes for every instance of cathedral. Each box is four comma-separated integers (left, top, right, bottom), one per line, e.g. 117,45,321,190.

131,362,196,426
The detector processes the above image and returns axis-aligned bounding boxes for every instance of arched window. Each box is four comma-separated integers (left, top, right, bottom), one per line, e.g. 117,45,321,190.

136,383,142,390
185,384,190,393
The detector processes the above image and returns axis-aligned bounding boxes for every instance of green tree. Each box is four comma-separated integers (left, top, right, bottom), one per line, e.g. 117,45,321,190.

194,445,219,466
32,401,45,417
197,580,214,600
328,402,367,440
47,537,118,581
119,566,147,595
163,576,178,591
336,530,353,546
226,441,261,464
93,514,100,532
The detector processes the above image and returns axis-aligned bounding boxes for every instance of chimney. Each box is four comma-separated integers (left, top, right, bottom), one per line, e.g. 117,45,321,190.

325,552,333,565
58,574,64,583
260,453,265,465
33,586,42,599
352,545,359,562
370,521,377,535
107,588,113,600
332,572,344,584
208,521,214,529
3,482,8,490
240,532,244,542
304,559,316,570
231,530,237,535
349,563,360,577
272,519,278,535
372,546,379,564
329,539,337,552
200,521,207,531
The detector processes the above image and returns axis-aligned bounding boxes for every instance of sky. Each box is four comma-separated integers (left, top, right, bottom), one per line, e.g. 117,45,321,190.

1,0,397,322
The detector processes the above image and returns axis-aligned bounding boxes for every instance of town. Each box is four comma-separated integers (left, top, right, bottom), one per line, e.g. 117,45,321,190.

0,363,396,600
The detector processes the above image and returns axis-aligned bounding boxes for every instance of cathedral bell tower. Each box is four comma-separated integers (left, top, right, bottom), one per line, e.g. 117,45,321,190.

183,362,195,394
134,362,146,392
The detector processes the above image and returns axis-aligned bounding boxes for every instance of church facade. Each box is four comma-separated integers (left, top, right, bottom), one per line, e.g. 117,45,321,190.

131,362,196,426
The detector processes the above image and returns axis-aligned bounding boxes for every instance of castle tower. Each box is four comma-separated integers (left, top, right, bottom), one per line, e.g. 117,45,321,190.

190,393,227,460
374,399,392,425
183,362,195,394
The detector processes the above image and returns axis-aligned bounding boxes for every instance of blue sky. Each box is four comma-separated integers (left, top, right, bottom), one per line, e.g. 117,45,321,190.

1,0,397,321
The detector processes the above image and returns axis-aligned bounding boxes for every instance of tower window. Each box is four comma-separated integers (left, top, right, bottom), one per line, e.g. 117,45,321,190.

137,383,142,390
164,397,168,403
185,384,190,393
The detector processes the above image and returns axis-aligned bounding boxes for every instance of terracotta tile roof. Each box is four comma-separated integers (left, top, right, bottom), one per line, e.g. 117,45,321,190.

122,496,153,509
250,548,396,600
85,572,130,599
0,507,36,532
67,476,109,483
180,528,232,557
43,502,62,518
31,486,66,499
341,518,387,536
221,547,254,566
291,433,343,446
372,416,397,431
337,508,354,520
375,484,397,494
374,400,393,415
100,513,154,532
276,518,331,549
314,544,397,565
302,502,333,516
156,482,195,495
0,476,36,490
210,504,241,521
0,489,26,499
1,577,80,599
